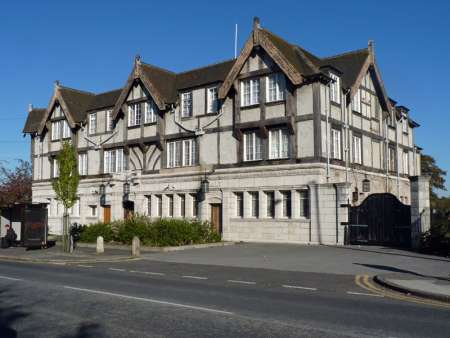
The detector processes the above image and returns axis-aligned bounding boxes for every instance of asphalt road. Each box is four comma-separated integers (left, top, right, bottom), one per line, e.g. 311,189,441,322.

0,259,448,338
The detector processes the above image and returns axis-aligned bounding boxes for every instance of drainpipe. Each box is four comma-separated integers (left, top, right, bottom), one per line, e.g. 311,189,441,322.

384,117,389,192
395,117,400,197
333,183,339,244
343,88,350,185
326,82,331,182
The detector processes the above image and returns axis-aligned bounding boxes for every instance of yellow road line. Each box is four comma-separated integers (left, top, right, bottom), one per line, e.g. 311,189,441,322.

356,275,450,309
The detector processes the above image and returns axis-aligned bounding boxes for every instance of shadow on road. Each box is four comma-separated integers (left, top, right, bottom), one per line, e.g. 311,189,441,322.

0,287,29,338
59,323,103,338
353,263,450,281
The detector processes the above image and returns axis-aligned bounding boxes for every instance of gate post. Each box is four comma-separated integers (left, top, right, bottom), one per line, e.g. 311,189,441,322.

410,176,431,249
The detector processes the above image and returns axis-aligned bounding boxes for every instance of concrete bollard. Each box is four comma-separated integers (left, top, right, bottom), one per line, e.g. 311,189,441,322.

96,236,104,254
132,236,140,257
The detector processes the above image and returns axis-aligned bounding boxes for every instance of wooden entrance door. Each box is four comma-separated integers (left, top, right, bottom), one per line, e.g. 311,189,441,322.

103,206,111,223
210,204,222,235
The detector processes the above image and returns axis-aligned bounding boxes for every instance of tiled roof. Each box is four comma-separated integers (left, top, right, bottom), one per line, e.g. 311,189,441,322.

23,108,46,133
86,88,122,112
58,86,96,122
176,59,235,90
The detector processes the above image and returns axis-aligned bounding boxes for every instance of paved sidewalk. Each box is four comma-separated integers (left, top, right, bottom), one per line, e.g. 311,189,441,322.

0,245,133,263
375,273,450,303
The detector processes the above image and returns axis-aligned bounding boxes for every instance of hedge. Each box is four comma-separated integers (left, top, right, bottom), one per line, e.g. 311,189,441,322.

79,214,221,246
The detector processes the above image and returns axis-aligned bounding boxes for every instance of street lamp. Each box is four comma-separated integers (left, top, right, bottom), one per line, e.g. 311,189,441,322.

362,177,371,193
197,173,209,202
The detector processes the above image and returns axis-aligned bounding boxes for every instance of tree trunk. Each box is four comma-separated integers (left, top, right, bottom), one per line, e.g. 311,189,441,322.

62,208,70,253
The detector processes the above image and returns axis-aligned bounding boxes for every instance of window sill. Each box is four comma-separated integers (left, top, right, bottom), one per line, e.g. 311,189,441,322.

240,104,260,110
127,125,141,130
330,101,341,107
265,100,285,107
144,122,157,126
180,116,194,120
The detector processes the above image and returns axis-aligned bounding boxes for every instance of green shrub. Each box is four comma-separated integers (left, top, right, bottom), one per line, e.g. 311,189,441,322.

78,215,221,246
79,222,114,243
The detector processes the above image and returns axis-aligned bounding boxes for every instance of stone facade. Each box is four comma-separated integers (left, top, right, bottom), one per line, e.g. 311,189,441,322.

24,18,423,245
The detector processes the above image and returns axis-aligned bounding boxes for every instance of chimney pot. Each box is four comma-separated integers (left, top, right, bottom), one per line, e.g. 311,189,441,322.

54,80,60,88
135,54,141,64
28,103,33,112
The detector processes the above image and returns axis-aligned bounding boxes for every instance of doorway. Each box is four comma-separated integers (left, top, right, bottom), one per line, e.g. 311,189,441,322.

210,204,222,235
103,206,111,224
123,201,134,220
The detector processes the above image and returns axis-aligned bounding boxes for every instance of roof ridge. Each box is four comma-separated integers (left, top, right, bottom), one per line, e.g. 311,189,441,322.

176,58,235,75
95,88,123,96
59,85,96,96
140,61,176,75
323,47,369,60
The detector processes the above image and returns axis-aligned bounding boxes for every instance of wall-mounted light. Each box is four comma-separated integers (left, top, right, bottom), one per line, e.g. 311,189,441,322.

362,177,371,193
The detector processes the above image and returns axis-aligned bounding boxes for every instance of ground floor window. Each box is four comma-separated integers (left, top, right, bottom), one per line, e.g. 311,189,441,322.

191,194,198,218
180,194,186,218
235,192,244,217
155,195,162,217
298,189,310,219
250,192,259,218
266,191,275,218
281,191,291,218
89,205,97,217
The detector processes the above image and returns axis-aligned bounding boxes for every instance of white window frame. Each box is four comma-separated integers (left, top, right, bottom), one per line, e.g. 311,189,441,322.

243,131,262,162
331,128,342,160
281,191,291,218
62,120,71,139
167,139,197,168
128,103,141,127
181,92,193,117
207,87,219,114
51,121,61,141
269,128,289,159
403,151,409,175
266,73,285,102
106,110,113,132
89,113,97,134
330,73,341,104
250,192,259,218
352,135,362,164
78,153,88,175
402,117,409,134
266,191,275,218
52,158,59,178
156,195,162,217
352,89,361,112
361,89,371,118
89,205,97,217
104,148,125,174
144,101,157,124
240,78,260,106
298,189,310,219
235,192,243,218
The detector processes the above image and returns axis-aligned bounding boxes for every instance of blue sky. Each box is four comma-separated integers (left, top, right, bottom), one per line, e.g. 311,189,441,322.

0,0,449,195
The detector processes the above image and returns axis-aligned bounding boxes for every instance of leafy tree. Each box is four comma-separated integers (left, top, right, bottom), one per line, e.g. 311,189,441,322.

52,141,79,252
0,160,32,207
421,154,447,203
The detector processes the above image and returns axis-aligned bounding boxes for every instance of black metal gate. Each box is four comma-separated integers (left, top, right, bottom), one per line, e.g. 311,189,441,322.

349,193,411,247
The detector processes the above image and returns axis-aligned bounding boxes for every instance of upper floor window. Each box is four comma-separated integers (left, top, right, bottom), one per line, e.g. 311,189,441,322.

62,120,71,139
207,87,219,114
89,113,97,134
167,139,197,168
106,110,113,132
53,104,62,118
331,128,342,160
181,92,193,117
388,146,396,172
78,153,87,176
128,103,141,127
51,121,61,141
243,131,262,161
266,73,285,102
402,117,408,134
352,135,362,164
241,78,260,106
329,73,341,104
52,158,59,178
352,89,361,113
361,89,371,118
269,128,289,159
403,151,409,175
104,148,125,173
144,101,157,124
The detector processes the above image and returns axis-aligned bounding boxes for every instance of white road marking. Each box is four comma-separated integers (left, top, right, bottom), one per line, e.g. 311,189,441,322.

77,265,94,268
347,291,384,298
108,268,126,272
282,284,317,291
0,275,23,281
182,275,208,280
130,270,165,276
227,279,256,285
63,286,234,315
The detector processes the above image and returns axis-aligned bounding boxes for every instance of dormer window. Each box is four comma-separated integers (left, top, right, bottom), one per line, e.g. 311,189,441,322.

207,87,219,113
181,92,193,117
89,112,97,134
62,120,71,139
329,73,341,104
144,101,157,123
128,103,141,127
266,73,285,102
241,78,260,107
